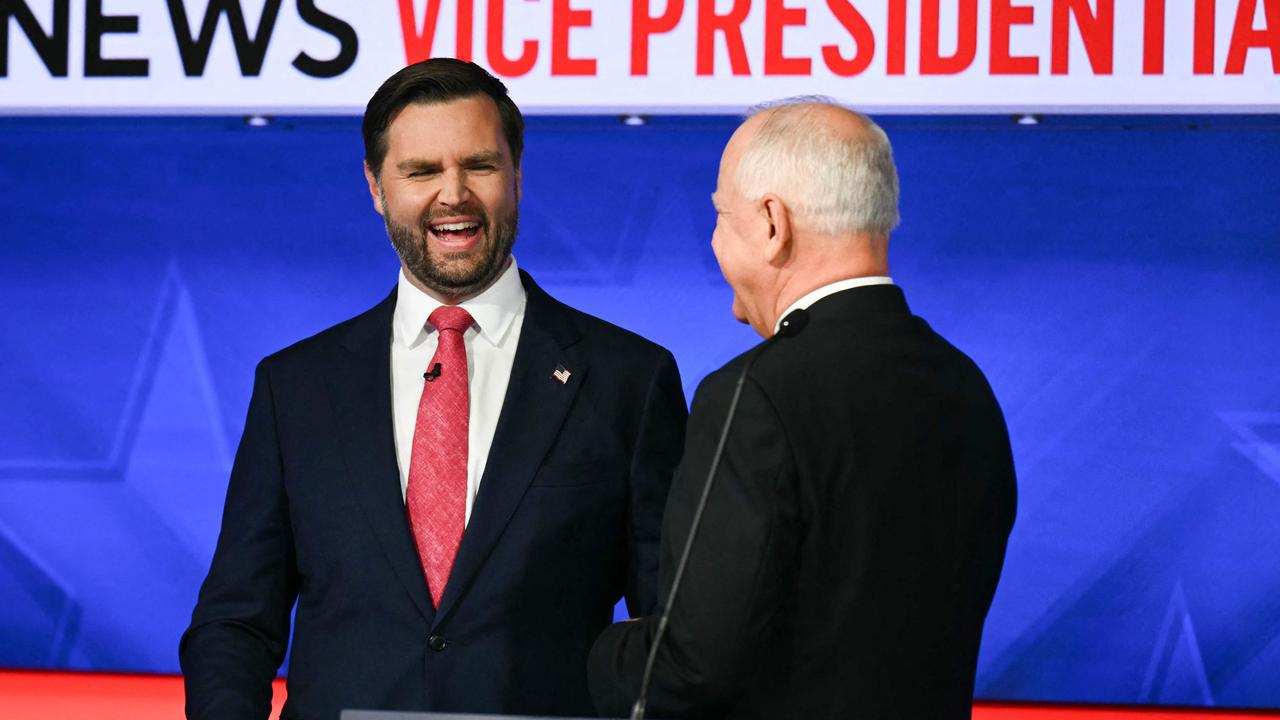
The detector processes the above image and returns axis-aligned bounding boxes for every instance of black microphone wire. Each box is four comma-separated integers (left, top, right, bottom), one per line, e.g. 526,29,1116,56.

629,309,809,720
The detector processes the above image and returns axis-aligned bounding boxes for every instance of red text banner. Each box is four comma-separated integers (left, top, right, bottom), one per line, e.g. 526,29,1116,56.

1,0,1277,113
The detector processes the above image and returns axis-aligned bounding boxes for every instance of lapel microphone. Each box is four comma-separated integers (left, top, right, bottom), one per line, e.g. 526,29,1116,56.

630,308,810,720
423,363,442,382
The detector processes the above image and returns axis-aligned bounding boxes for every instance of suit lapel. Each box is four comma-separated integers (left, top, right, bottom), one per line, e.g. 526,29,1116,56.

431,272,584,628
329,289,435,624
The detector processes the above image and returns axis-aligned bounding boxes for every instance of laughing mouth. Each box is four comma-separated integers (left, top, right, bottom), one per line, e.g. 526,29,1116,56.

429,220,483,240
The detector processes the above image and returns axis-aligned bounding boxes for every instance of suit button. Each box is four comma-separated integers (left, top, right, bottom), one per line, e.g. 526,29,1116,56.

428,634,447,652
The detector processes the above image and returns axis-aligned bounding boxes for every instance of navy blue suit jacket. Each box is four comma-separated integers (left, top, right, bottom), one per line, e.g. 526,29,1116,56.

180,271,687,720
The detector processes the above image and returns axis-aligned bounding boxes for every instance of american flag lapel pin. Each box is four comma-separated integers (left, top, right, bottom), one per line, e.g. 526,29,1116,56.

551,364,571,384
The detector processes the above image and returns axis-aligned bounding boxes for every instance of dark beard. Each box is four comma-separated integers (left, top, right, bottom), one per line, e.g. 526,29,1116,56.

381,189,518,300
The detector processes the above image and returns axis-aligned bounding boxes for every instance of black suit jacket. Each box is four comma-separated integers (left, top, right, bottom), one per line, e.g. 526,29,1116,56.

180,271,687,720
588,285,1016,719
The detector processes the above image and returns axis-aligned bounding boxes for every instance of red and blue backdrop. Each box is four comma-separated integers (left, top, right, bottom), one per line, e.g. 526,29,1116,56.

2,0,1280,711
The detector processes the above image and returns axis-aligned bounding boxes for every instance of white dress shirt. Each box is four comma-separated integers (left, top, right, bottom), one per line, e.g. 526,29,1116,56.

774,276,895,333
391,259,527,524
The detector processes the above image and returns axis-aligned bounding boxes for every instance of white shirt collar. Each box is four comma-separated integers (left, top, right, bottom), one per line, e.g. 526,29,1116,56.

393,258,527,349
774,276,894,333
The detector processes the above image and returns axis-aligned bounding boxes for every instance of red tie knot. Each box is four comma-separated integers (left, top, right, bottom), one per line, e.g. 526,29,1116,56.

429,306,474,335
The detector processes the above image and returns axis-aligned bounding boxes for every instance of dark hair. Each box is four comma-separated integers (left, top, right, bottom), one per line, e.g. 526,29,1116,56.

362,58,525,179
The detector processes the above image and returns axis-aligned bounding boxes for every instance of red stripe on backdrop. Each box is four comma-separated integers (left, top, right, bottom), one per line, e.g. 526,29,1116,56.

0,670,285,720
0,670,1278,719
976,700,1280,719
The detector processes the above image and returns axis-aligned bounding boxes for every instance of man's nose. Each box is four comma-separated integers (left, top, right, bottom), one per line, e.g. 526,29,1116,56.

437,168,469,207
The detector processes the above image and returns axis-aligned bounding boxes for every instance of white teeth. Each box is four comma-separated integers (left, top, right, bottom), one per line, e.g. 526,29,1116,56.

433,222,480,232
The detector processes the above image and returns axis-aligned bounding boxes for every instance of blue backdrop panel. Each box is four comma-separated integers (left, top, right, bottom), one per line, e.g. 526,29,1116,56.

0,115,1277,707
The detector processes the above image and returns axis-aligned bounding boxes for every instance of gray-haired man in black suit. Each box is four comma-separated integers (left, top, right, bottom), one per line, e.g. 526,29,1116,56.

588,100,1017,720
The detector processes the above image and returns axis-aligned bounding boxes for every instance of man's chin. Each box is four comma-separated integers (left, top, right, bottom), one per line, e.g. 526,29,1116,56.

393,213,516,300
415,268,488,294
407,251,509,300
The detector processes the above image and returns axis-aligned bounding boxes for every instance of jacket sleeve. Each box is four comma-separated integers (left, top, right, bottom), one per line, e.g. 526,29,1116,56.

624,348,688,617
591,369,799,718
179,359,300,720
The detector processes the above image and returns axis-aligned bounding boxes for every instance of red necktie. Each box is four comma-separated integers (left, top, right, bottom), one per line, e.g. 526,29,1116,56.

407,305,474,608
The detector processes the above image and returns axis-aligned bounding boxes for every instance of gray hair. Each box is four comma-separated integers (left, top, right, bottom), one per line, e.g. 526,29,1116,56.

735,96,900,236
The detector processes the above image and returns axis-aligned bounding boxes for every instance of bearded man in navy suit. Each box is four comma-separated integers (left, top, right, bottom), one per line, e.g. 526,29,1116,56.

180,59,687,720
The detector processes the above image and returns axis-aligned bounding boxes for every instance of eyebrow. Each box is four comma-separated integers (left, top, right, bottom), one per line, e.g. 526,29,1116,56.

396,159,441,174
395,151,504,175
462,151,503,165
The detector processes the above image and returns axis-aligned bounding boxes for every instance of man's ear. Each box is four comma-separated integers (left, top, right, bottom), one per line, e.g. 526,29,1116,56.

760,193,793,267
515,166,523,202
364,161,384,216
